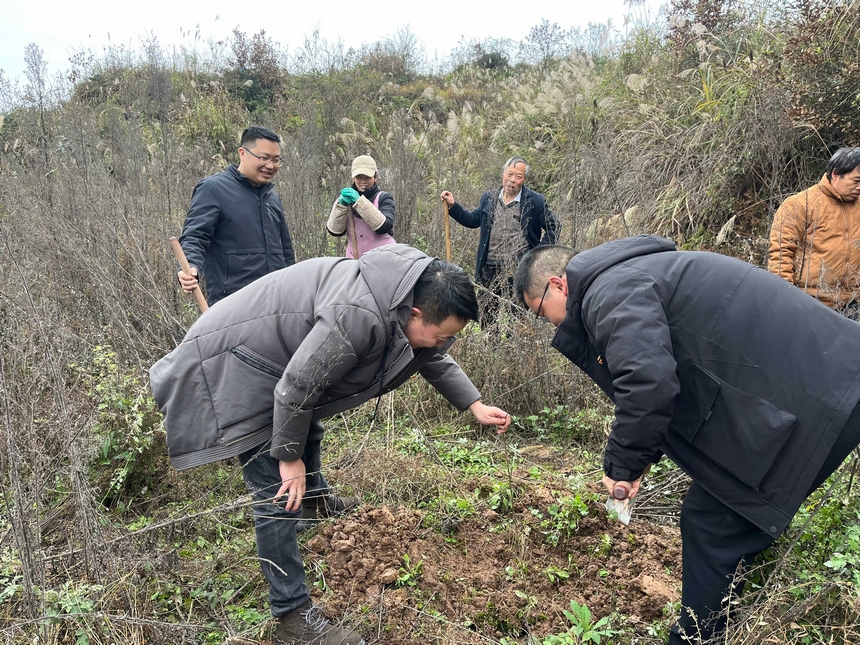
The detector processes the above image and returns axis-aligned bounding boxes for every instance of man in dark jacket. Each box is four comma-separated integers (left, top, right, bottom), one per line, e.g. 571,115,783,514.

514,235,860,645
152,244,511,645
177,126,295,306
440,157,560,327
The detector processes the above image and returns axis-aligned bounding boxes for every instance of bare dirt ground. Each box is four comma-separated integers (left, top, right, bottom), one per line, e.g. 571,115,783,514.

296,478,682,644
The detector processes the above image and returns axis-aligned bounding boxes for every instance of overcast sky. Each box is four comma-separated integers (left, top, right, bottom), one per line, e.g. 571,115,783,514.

1,0,664,83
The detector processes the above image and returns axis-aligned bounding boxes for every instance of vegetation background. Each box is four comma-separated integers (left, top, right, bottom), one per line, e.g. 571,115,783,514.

0,0,858,643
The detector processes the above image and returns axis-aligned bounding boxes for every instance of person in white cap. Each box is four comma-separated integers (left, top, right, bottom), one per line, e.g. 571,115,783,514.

326,154,397,258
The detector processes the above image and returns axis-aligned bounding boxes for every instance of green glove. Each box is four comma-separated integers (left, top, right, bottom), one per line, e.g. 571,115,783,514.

339,187,360,205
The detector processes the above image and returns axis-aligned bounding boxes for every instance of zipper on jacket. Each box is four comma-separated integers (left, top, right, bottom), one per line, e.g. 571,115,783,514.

258,195,271,272
231,346,283,378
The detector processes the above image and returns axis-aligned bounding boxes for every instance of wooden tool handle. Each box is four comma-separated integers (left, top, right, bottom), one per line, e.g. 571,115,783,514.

612,481,631,500
170,237,208,313
443,201,452,262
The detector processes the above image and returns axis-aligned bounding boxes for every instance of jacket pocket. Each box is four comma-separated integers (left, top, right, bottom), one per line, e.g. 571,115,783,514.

225,250,267,294
231,345,283,377
201,345,285,429
670,363,796,490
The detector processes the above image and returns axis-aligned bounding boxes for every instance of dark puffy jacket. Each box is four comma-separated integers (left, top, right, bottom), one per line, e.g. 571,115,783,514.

150,245,481,470
553,235,860,536
180,165,295,305
448,186,560,279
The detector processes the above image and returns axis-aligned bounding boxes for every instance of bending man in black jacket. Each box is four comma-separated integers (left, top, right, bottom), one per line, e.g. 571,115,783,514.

440,157,560,327
177,127,350,527
514,235,860,644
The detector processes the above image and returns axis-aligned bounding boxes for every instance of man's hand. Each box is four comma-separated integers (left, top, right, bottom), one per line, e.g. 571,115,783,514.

468,400,512,434
339,187,360,206
276,459,307,511
177,267,199,293
601,475,642,500
440,191,455,207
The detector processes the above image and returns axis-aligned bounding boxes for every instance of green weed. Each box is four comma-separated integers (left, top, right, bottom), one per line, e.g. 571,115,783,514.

516,406,611,445
591,534,613,558
543,564,570,585
505,560,529,581
534,494,593,547
73,345,164,508
435,439,499,475
486,480,518,513
541,599,619,644
395,554,424,588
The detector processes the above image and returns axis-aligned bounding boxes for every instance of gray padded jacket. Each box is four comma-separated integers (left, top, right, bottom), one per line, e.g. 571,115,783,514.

150,245,481,469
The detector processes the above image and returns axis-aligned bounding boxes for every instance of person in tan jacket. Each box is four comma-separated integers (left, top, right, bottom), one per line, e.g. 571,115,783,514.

768,147,860,318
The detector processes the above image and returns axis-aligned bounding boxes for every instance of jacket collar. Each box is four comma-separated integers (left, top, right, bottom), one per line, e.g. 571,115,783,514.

818,173,851,203
356,182,380,201
498,188,522,203
494,185,531,208
557,235,677,345
227,164,273,195
356,244,436,331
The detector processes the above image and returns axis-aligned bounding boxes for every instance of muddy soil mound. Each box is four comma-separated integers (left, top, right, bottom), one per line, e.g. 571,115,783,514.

305,494,681,643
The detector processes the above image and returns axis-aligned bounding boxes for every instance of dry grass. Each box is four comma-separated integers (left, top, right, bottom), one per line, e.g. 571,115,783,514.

2,4,860,642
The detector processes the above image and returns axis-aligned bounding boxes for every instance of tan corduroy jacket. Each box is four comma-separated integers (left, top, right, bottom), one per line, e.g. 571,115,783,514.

768,175,860,309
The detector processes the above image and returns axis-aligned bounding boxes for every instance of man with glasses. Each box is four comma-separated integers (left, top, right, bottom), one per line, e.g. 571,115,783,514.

153,245,511,644
178,126,294,306
533,274,561,322
515,236,860,645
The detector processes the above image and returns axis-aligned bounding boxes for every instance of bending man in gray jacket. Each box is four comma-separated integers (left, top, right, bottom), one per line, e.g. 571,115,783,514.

151,244,510,645
515,235,860,645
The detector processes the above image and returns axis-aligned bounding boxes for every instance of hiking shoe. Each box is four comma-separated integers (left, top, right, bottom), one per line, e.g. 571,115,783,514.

308,492,359,518
296,493,359,533
274,600,365,645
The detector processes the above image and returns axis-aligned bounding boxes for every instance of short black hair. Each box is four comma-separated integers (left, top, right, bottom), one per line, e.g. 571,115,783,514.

513,245,577,305
826,147,860,180
240,126,281,148
413,260,479,325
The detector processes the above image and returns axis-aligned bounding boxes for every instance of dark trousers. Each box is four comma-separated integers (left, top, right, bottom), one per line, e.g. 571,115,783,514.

237,420,330,617
670,402,860,644
477,264,516,329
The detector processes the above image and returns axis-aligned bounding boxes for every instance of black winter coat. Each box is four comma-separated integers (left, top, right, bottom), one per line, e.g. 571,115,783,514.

180,166,295,305
448,186,560,279
553,235,860,536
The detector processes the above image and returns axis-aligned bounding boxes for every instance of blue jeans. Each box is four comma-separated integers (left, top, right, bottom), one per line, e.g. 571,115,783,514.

238,420,330,617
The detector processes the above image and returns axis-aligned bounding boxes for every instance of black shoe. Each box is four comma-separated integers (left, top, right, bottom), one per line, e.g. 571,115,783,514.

296,493,358,533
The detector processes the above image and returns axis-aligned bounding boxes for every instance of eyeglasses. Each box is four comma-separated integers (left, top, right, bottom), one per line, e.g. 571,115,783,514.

535,275,561,321
242,147,281,166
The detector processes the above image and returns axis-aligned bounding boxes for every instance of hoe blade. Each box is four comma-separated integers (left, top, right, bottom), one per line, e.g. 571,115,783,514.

605,496,633,526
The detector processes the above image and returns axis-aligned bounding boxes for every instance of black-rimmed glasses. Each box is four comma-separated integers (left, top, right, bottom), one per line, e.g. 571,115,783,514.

242,147,281,166
535,275,561,321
